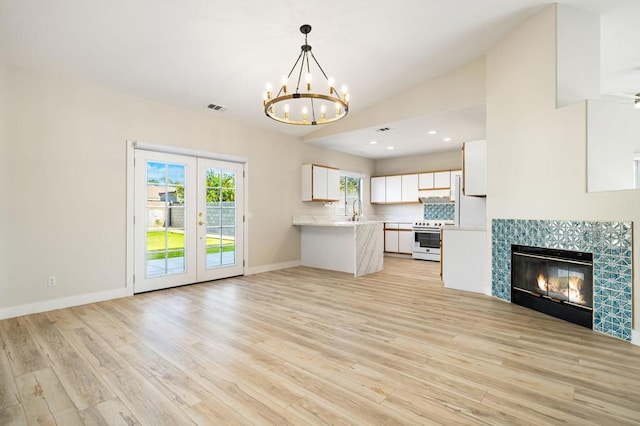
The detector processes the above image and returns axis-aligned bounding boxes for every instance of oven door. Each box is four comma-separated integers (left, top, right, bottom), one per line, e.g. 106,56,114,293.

412,228,441,260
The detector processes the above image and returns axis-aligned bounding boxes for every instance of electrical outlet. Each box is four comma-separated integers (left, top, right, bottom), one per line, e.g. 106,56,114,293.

48,276,56,287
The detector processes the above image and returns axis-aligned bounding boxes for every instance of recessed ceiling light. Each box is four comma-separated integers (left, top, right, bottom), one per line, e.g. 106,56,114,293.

370,140,378,144
443,137,452,142
387,146,395,150
428,130,438,135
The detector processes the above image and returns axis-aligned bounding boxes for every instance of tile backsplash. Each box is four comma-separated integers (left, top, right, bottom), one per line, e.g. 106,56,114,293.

424,203,455,221
491,219,633,341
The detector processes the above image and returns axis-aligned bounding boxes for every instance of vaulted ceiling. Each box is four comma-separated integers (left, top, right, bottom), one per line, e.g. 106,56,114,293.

1,0,638,158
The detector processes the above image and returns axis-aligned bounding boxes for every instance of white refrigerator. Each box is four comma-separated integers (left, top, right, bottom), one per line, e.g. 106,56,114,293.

453,175,486,227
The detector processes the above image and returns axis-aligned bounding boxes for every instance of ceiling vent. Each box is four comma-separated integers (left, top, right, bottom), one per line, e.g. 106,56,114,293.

375,127,391,132
207,104,227,112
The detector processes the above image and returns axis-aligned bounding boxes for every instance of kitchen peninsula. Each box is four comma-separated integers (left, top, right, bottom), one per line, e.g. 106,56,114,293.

292,217,384,277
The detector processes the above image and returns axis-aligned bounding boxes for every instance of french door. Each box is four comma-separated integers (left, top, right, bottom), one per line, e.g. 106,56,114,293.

134,150,244,293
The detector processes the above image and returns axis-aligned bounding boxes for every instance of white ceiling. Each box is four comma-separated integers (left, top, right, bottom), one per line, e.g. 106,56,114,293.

308,105,487,160
1,0,638,159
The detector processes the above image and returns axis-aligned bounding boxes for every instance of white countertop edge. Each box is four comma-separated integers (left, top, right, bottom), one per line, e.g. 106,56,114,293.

293,220,382,227
443,226,487,231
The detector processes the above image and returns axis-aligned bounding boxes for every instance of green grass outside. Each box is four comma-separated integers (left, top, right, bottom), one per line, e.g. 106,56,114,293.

147,231,234,260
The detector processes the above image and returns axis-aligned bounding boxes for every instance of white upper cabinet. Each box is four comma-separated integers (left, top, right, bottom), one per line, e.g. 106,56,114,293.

450,169,463,201
326,168,341,201
302,164,340,201
371,176,386,203
418,172,434,189
463,140,487,196
373,169,460,204
434,171,451,189
385,175,402,203
401,174,419,202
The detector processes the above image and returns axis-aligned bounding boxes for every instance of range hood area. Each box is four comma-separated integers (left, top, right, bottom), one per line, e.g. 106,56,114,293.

418,189,451,203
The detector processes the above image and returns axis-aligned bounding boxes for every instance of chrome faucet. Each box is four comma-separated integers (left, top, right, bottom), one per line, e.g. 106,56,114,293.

351,199,363,221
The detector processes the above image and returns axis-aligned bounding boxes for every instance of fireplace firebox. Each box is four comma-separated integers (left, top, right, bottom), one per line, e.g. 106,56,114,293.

511,245,593,328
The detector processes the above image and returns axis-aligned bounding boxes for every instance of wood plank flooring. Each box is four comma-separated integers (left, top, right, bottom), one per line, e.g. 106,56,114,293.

1,257,639,425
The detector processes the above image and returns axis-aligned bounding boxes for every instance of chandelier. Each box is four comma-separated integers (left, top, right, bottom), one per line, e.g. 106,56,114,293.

263,24,349,125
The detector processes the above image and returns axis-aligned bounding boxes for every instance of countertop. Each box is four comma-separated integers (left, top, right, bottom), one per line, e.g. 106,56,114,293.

443,226,487,232
292,218,381,227
292,215,419,227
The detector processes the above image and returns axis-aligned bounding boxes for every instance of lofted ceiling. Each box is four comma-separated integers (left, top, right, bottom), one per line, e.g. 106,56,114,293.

1,0,638,159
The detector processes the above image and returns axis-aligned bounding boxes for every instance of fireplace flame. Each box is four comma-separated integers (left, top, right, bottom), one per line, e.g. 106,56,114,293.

568,276,585,304
537,273,547,291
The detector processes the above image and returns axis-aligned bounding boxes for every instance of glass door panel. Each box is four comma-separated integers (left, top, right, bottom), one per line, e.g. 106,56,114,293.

197,159,244,281
134,151,197,292
144,161,187,277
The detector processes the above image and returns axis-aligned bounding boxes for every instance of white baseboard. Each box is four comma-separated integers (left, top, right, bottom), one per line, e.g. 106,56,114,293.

0,288,128,321
245,260,301,275
632,330,640,346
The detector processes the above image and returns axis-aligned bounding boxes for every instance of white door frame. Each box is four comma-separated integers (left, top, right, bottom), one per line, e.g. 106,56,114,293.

125,140,249,296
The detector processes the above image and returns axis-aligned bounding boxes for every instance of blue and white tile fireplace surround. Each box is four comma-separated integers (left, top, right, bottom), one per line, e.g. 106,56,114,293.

492,219,633,341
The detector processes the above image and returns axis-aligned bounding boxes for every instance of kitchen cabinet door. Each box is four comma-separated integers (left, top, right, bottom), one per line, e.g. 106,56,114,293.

450,169,462,201
463,140,487,196
434,171,451,189
385,175,402,203
312,165,328,200
398,229,413,254
371,176,386,203
418,172,434,189
385,230,399,252
302,164,340,201
326,167,340,201
401,174,419,202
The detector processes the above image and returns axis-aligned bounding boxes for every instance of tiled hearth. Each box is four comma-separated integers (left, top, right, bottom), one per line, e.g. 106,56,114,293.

492,219,633,341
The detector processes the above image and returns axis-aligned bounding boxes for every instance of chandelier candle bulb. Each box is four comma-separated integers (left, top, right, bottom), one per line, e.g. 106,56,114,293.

263,24,349,125
265,82,273,100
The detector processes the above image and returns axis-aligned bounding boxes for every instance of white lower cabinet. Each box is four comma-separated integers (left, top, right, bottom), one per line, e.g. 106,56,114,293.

441,228,488,294
385,230,399,252
384,223,413,254
398,229,413,253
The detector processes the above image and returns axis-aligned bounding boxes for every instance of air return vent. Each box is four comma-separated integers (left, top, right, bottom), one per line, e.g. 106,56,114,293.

375,127,391,132
207,104,227,112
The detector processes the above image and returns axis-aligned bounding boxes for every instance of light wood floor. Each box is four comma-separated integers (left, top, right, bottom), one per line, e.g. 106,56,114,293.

1,257,639,425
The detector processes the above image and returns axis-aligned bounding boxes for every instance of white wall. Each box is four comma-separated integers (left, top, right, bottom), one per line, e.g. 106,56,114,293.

1,63,374,313
587,100,635,192
0,64,8,300
374,149,462,176
486,5,640,331
556,5,600,108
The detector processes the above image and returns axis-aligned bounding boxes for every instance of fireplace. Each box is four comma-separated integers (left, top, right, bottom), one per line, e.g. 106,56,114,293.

511,245,593,328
